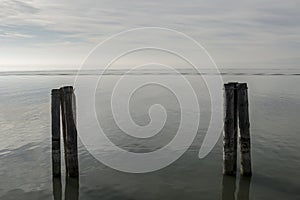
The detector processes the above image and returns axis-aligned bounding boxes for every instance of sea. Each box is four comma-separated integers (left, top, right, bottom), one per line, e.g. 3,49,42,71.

0,68,299,199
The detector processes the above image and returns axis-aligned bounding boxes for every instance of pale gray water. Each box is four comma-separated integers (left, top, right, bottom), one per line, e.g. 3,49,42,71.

0,70,300,199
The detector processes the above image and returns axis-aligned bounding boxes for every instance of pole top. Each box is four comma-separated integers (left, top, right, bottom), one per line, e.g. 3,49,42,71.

224,82,238,90
237,83,248,90
60,86,74,93
51,89,60,95
224,82,248,90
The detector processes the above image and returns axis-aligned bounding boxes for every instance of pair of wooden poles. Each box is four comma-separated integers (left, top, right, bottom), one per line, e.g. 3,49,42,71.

51,86,79,178
223,82,252,177
51,84,251,177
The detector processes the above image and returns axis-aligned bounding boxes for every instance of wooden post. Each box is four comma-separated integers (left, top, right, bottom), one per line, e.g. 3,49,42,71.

60,88,68,175
233,83,238,173
223,83,238,176
72,92,77,126
237,83,252,177
61,86,79,178
51,89,61,177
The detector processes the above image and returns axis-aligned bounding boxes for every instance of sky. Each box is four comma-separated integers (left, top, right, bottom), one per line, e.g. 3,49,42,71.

0,0,299,71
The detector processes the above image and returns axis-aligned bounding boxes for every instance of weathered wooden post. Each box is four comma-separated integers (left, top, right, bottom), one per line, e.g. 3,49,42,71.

72,92,77,125
51,89,61,177
60,88,68,175
233,83,238,173
237,83,252,177
223,82,238,176
60,86,79,178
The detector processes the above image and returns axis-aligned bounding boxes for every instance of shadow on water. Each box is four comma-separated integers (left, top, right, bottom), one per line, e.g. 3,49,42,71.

222,175,251,200
53,176,79,200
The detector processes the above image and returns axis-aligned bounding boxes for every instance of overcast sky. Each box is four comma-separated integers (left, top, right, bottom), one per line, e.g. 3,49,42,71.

0,0,299,70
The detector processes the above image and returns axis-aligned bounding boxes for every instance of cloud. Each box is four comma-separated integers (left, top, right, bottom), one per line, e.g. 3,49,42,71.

0,0,39,18
0,32,33,39
1,0,299,44
0,0,299,68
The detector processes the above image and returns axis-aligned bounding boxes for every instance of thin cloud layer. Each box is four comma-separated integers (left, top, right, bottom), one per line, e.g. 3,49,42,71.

0,0,299,69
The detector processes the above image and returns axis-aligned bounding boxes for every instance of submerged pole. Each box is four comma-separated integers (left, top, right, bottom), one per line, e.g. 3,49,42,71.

223,83,238,176
237,83,252,177
60,86,79,178
51,89,61,177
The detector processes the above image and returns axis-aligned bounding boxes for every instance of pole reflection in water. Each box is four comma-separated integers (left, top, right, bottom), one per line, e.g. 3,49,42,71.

222,175,237,200
237,177,251,200
65,176,79,200
52,177,62,200
222,175,251,200
52,176,79,200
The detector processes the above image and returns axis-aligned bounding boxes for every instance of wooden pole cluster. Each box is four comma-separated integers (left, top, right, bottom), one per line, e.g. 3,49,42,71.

51,86,79,178
223,82,252,177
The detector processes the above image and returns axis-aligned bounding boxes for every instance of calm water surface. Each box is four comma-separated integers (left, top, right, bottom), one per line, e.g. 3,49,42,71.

0,70,299,199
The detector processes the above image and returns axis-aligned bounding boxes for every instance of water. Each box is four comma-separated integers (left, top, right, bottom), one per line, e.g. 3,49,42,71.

0,69,300,199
